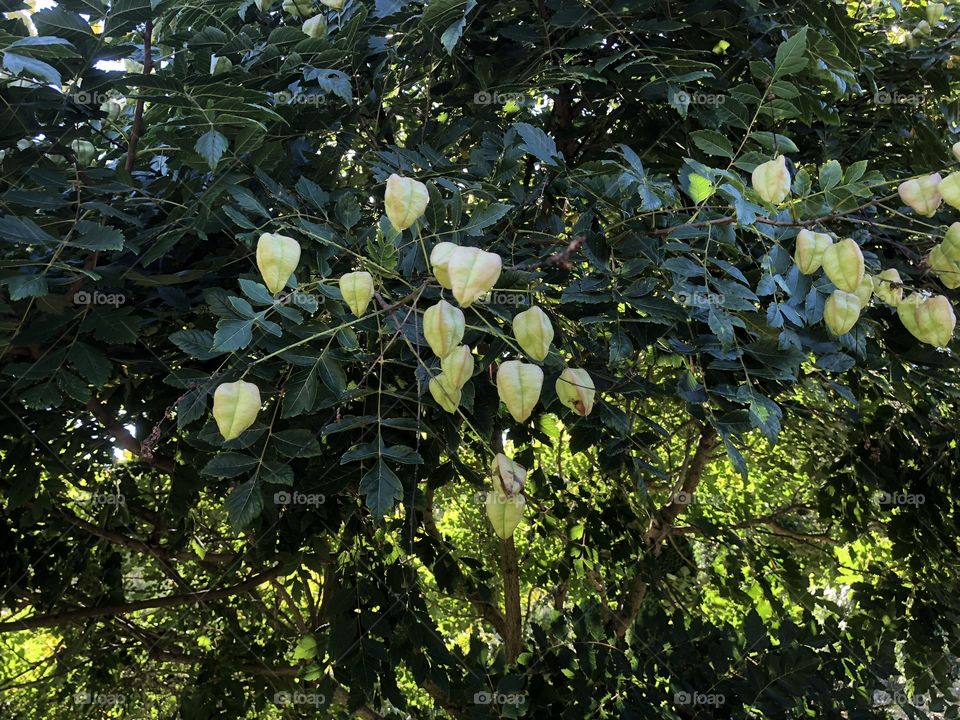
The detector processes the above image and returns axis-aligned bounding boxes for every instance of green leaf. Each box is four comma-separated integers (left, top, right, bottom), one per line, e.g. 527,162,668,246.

359,459,403,519
0,216,58,246
68,342,111,387
224,480,263,528
195,129,229,171
170,329,221,359
69,223,125,251
690,130,733,158
202,453,260,477
272,429,323,457
211,319,253,352
773,28,808,77
464,203,512,236
819,160,842,191
513,122,563,167
7,275,48,301
2,53,62,85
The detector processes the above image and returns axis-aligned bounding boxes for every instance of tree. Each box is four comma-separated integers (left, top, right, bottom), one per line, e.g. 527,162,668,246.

1,0,960,716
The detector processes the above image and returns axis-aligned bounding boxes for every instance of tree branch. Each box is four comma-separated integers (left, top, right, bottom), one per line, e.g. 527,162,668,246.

0,564,284,633
125,18,153,173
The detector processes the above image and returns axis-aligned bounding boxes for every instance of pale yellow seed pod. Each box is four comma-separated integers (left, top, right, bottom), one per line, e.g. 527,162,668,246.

555,368,596,416
875,268,903,307
953,141,960,162
898,294,926,342
486,491,525,539
821,238,864,293
384,174,429,231
491,453,526,496
447,246,502,307
422,300,465,358
320,0,344,8
939,171,960,210
430,242,458,289
440,345,474,389
751,155,791,205
794,229,833,275
339,271,374,316
496,360,543,423
212,381,261,441
428,373,461,413
256,233,301,294
512,306,554,362
943,222,960,261
302,14,327,38
823,290,861,335
929,245,960,289
898,174,942,217
915,295,956,347
282,0,312,17
854,274,874,308
928,1,945,23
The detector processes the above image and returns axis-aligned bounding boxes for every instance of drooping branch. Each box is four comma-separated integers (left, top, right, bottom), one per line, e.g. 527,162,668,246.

0,564,284,634
86,395,175,473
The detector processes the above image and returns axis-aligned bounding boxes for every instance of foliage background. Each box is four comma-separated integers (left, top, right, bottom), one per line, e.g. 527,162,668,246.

1,0,960,717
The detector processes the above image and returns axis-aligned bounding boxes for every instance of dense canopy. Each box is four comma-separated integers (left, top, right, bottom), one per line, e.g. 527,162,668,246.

2,0,960,717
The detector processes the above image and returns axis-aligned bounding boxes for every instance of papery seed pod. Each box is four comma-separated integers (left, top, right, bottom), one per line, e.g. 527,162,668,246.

448,246,502,307
875,268,903,306
943,222,960,261
820,238,864,292
928,1,946,23
213,381,261,441
496,360,543,423
929,245,960,289
953,142,960,162
428,373,461,413
823,290,861,335
210,55,233,75
555,367,596,416
486,491,525,539
512,306,554,362
423,300,465,357
339,271,374,316
430,242,458,289
940,171,960,209
898,174,942,216
69,139,96,166
914,19,932,36
854,274,875,308
491,453,527,495
898,294,927,342
302,14,327,37
440,345,474,389
321,0,344,7
282,0,312,16
915,294,956,347
751,155,791,205
256,233,301,293
794,229,833,274
100,99,122,121
384,174,429,231
254,0,269,10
